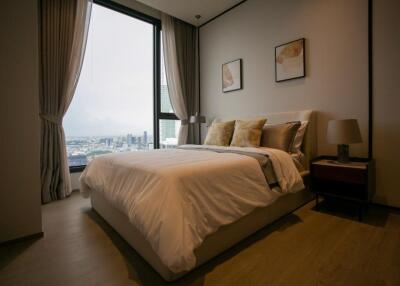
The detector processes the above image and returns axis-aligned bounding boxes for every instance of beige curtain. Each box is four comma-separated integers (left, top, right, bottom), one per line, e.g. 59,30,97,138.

161,13,198,144
39,0,92,203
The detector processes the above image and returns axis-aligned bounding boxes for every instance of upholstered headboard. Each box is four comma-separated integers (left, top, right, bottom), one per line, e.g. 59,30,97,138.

214,110,317,170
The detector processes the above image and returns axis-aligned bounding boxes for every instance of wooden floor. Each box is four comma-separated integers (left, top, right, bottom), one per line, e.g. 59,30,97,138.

1,192,399,286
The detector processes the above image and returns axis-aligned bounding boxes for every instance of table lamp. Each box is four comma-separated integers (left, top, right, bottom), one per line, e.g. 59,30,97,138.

327,119,362,163
190,112,206,144
190,112,206,124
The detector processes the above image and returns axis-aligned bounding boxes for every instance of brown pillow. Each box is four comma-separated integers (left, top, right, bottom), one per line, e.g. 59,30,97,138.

230,118,267,147
291,121,308,153
204,120,235,146
260,121,301,152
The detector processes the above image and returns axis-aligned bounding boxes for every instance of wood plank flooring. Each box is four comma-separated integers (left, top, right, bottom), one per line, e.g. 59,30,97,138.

0,192,399,286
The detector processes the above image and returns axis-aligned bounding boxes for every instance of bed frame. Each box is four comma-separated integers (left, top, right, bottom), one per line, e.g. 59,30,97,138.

90,110,316,281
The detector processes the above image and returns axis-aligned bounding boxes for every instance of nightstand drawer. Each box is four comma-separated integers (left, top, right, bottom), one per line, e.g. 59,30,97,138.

312,179,367,200
312,164,365,184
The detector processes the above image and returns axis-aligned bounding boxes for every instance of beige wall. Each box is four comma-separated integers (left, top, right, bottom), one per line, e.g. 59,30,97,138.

0,0,42,242
200,0,369,158
200,0,400,207
373,0,400,207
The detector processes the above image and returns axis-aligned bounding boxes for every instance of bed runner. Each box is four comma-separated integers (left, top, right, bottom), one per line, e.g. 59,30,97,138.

178,145,279,188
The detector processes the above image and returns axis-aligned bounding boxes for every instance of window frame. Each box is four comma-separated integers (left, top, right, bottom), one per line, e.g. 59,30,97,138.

69,0,176,173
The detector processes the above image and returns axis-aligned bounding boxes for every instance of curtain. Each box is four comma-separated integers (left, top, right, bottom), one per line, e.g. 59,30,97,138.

161,13,198,145
39,0,92,203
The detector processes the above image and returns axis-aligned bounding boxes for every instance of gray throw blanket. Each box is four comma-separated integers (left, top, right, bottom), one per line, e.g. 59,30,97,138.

177,146,279,188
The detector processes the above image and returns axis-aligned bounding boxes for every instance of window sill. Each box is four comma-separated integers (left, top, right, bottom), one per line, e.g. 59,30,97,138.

69,165,86,173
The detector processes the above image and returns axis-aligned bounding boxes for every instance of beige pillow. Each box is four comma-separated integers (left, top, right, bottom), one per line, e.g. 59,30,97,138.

204,120,235,146
260,121,301,152
230,118,267,147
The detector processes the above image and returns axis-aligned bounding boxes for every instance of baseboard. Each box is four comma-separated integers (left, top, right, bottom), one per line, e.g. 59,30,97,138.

0,231,44,246
371,202,400,211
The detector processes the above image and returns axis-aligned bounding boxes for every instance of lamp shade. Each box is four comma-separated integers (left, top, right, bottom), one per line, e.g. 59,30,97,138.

190,113,206,124
327,119,362,145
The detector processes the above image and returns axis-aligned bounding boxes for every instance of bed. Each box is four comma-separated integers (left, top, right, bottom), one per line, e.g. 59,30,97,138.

81,110,316,281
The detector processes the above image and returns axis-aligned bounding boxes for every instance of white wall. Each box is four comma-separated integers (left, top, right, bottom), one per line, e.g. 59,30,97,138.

373,0,400,207
200,0,369,158
0,0,42,242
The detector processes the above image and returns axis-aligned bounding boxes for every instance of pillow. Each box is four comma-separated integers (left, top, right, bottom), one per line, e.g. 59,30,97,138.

291,121,308,153
204,120,235,146
230,118,267,147
260,121,301,152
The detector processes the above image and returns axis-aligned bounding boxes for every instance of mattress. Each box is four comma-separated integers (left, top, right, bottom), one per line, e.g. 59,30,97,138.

91,186,312,281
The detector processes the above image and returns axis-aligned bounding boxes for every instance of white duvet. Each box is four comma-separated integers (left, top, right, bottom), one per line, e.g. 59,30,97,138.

80,145,304,273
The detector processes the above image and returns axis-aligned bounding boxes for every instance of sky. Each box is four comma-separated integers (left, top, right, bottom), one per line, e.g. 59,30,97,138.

64,4,157,137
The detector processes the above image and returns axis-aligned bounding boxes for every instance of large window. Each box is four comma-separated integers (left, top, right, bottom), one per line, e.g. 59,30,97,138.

64,1,178,169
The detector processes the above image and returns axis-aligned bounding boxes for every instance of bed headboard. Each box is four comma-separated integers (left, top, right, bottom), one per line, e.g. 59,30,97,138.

214,110,317,170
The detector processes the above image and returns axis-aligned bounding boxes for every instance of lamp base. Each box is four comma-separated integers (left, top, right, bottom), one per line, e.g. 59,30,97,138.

337,144,350,163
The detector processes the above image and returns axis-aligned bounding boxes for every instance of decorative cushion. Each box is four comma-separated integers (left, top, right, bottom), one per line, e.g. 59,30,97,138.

260,121,301,152
291,121,308,153
204,120,236,146
230,118,267,147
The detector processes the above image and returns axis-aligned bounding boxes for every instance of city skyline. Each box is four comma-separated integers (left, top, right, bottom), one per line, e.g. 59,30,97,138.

67,130,155,167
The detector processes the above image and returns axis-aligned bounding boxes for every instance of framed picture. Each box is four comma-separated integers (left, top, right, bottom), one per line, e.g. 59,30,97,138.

222,59,242,92
275,38,305,82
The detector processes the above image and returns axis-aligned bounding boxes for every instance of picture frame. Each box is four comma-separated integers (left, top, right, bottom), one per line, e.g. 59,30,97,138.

222,59,242,92
275,38,305,82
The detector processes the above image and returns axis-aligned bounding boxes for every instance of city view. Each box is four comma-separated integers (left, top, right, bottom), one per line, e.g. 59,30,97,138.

64,4,179,167
66,131,153,166
66,122,180,167
66,83,179,167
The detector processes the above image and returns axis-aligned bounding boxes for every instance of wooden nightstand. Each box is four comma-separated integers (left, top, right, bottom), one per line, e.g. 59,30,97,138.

311,157,375,221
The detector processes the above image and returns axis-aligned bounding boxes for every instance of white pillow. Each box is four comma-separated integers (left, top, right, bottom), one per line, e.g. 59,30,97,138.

291,121,308,154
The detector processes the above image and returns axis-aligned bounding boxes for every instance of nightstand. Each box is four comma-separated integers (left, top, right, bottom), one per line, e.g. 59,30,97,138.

311,157,375,221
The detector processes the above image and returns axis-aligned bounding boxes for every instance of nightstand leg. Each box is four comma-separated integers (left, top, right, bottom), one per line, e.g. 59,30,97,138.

315,193,319,211
358,204,363,222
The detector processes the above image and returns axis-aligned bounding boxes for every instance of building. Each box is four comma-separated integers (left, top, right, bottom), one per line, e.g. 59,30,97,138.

143,131,147,146
67,154,88,167
160,84,177,145
160,84,173,113
127,133,133,146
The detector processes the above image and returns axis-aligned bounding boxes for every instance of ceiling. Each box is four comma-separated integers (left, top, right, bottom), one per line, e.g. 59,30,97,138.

136,0,244,26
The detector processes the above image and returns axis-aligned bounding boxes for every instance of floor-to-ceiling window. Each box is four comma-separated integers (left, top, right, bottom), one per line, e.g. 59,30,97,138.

64,1,178,170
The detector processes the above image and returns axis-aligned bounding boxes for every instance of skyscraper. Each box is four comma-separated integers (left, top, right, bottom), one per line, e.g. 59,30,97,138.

143,131,148,146
160,85,173,113
160,61,177,147
127,133,133,146
160,57,174,113
105,138,113,147
160,120,176,143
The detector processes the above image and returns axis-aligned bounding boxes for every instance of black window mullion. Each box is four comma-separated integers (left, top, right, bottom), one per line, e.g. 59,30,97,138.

154,25,161,149
158,113,178,120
